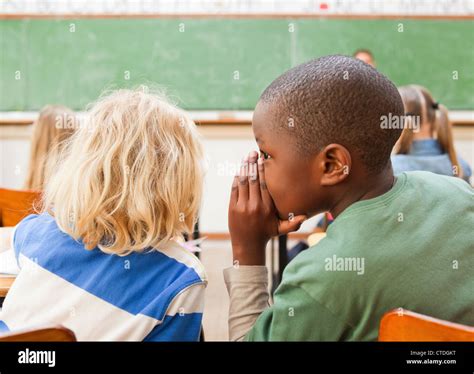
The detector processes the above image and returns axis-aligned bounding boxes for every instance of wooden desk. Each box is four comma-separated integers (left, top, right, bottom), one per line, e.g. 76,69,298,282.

0,276,15,298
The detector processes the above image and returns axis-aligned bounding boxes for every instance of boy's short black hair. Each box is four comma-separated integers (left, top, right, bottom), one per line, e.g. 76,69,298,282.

259,55,404,174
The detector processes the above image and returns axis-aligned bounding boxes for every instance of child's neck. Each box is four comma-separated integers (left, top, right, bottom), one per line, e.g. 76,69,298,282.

330,168,396,219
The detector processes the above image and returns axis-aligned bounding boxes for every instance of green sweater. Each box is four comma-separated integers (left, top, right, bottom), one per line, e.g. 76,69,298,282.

247,171,474,341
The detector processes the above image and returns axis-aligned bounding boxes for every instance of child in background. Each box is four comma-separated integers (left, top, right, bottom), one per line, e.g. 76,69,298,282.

0,106,77,267
25,105,77,191
353,49,375,68
0,87,207,341
225,56,473,341
392,85,471,183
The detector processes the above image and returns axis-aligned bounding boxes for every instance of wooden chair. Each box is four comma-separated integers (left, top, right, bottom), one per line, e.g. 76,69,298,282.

0,276,15,299
0,188,41,227
379,308,474,341
0,325,76,342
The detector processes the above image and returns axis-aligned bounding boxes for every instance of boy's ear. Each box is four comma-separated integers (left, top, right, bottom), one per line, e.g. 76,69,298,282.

318,144,352,186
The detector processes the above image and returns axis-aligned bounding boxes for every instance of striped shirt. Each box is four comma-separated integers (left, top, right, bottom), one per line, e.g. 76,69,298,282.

0,213,207,341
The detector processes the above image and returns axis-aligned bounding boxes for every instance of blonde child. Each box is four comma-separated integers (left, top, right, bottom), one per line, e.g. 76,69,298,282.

25,105,77,191
392,85,471,183
0,87,207,341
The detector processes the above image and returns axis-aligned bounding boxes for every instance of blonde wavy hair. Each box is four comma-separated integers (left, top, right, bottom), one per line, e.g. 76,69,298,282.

42,87,204,255
394,85,463,179
25,105,77,191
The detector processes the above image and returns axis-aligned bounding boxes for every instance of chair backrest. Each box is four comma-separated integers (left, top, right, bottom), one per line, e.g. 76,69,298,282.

379,308,474,341
0,325,76,342
0,188,41,227
0,276,15,298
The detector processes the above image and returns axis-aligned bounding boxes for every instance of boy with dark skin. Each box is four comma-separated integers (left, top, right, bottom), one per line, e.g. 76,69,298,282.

230,108,396,266
225,55,473,341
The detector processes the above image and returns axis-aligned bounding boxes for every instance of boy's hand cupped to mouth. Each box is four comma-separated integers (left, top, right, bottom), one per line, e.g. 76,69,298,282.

228,150,307,266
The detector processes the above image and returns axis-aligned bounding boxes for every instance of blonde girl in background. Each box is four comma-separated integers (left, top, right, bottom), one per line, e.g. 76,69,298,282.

0,87,207,341
392,85,471,183
25,105,77,191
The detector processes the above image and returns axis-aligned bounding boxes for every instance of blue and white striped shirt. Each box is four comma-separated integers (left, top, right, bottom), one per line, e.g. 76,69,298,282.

0,213,207,341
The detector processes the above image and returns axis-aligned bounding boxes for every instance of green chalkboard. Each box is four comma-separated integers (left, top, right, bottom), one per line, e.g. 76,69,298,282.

0,18,473,110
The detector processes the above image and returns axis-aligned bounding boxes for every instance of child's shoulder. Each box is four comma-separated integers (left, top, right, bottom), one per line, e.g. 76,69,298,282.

16,212,54,228
404,170,473,194
13,213,59,250
151,241,207,284
14,213,207,284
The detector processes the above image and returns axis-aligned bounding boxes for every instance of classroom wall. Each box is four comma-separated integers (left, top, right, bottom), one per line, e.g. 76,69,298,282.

1,123,472,233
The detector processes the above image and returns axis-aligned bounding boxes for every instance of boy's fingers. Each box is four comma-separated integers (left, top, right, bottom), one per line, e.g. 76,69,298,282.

230,175,239,205
248,150,258,164
278,215,307,235
258,157,273,206
238,156,249,202
248,151,261,201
